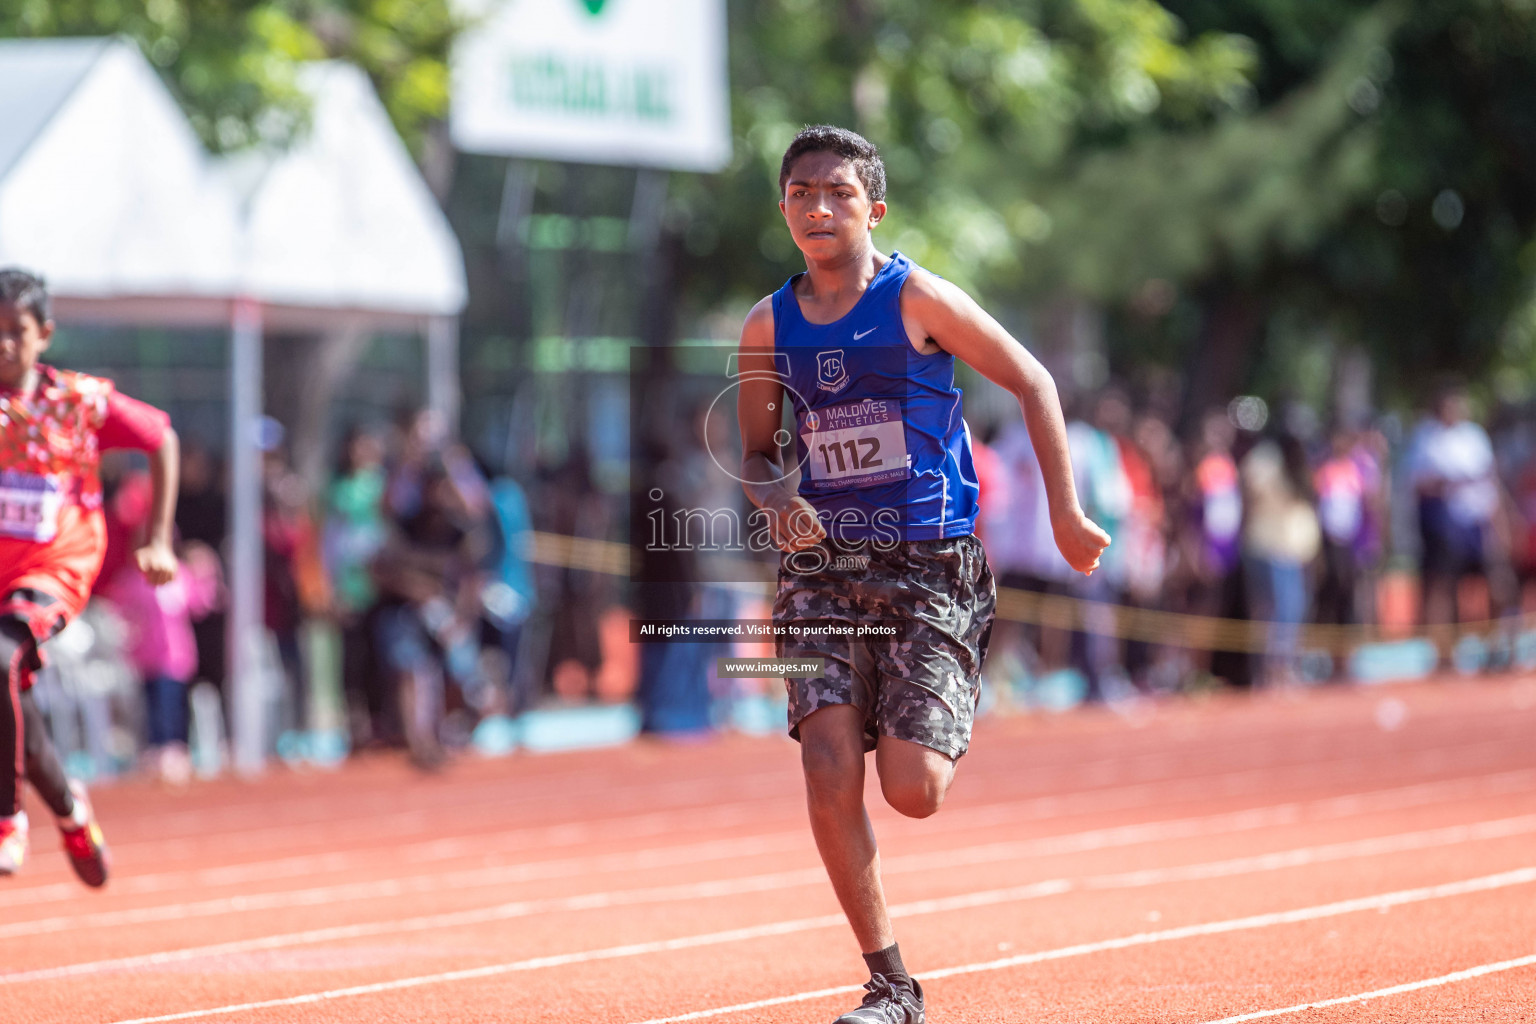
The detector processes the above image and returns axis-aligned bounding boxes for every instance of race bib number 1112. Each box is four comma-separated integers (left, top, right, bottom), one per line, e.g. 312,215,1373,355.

801,399,908,491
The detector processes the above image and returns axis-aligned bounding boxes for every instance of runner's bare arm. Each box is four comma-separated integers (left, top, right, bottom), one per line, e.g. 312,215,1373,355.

902,270,1109,574
737,297,826,553
136,426,180,585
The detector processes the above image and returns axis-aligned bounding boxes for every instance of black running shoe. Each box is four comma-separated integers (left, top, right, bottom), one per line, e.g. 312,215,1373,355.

833,974,924,1024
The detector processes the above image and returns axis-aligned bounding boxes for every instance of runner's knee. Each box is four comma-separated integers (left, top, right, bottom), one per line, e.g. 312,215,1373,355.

879,770,949,819
876,741,954,819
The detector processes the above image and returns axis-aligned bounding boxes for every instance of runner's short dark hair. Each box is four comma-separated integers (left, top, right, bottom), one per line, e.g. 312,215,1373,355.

779,125,887,203
0,268,51,324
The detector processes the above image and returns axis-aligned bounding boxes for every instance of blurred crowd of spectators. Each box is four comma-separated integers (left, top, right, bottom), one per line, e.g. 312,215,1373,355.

978,380,1531,702
38,408,540,782
28,378,1536,783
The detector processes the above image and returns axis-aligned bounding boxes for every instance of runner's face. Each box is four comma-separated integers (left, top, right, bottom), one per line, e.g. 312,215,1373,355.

0,302,52,390
779,152,886,259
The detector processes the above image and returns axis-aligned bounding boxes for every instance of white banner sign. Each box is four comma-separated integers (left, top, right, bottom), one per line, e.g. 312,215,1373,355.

451,0,732,171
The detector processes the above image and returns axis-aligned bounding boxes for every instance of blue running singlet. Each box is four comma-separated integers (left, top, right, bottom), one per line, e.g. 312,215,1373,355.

771,251,979,542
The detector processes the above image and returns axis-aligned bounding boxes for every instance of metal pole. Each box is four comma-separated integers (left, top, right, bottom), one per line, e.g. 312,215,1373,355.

228,297,266,776
426,315,461,437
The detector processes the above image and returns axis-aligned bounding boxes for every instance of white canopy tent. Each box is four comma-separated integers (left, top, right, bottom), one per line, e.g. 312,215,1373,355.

220,60,468,488
0,37,243,306
0,38,467,773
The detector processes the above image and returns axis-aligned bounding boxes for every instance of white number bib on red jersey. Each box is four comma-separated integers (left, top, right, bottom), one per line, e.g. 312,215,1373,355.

0,471,64,543
801,399,909,491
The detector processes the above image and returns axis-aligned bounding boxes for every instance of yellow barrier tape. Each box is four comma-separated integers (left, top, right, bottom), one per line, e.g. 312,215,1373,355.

991,587,1529,655
526,532,1526,655
529,531,634,576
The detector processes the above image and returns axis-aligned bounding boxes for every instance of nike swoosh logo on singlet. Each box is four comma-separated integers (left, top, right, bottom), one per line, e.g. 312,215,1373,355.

853,327,877,340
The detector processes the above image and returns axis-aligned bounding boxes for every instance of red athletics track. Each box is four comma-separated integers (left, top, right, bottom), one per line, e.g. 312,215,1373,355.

4,675,1535,1023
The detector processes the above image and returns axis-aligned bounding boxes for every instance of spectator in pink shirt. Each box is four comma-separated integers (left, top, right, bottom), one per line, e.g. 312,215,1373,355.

101,475,218,783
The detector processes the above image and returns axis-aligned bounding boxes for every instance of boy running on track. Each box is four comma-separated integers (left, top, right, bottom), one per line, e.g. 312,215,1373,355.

0,268,180,888
736,126,1108,1023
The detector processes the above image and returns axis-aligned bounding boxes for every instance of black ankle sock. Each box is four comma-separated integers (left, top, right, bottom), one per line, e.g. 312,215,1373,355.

862,943,911,988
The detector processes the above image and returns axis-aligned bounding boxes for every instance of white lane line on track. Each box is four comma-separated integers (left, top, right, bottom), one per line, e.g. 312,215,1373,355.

83,716,1329,843
0,867,838,984
1198,952,1536,1022
0,799,801,910
940,736,1528,836
8,720,1527,904
28,720,1522,877
131,690,1534,831
7,756,1531,939
0,832,811,940
99,867,1536,1024
21,812,1534,986
7,754,1532,923
84,720,1218,850
628,868,1536,1024
114,766,798,845
1081,813,1536,889
7,764,1535,942
3,733,1267,885
27,765,796,869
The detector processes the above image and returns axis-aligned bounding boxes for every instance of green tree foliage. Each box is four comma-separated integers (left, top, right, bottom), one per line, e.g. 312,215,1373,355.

676,0,1536,408
1032,7,1398,298
675,0,1257,310
1052,0,1536,402
0,0,458,153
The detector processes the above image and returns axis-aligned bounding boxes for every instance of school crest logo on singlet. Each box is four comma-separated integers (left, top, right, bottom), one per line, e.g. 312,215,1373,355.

816,350,848,393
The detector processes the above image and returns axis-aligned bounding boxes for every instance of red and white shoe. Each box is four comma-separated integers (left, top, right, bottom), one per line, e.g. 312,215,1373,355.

59,781,108,888
0,810,28,876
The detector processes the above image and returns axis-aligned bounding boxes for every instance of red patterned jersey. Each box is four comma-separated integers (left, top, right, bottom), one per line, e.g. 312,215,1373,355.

0,367,114,530
0,366,170,667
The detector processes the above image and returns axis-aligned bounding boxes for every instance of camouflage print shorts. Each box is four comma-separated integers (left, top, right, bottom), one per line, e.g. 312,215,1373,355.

774,533,996,760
